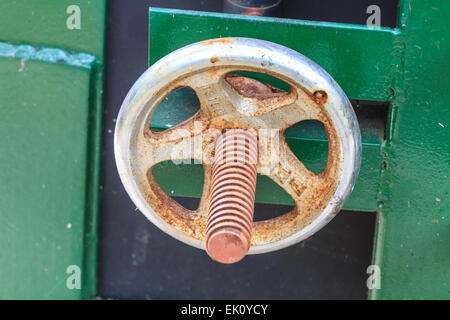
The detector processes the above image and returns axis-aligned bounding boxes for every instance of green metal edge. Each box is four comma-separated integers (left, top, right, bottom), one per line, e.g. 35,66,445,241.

81,62,104,300
81,3,107,300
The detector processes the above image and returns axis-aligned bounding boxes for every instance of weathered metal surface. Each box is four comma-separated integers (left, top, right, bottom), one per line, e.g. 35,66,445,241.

0,0,106,299
115,38,361,254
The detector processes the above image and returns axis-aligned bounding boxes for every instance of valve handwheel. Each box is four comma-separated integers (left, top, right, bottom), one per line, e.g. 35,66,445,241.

115,38,361,263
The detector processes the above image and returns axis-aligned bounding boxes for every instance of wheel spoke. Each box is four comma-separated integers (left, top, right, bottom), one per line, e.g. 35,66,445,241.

133,113,203,176
256,84,326,130
197,164,213,217
185,69,236,117
262,138,320,204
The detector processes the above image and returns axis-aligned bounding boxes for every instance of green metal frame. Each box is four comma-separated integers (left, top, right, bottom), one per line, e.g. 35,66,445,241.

149,1,449,299
0,0,105,299
149,8,393,212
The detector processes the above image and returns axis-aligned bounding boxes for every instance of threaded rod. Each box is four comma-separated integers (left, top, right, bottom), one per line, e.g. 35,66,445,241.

206,129,258,264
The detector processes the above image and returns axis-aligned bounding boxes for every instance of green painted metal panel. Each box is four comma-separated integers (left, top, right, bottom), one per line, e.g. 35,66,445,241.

0,0,106,299
149,5,450,298
370,0,450,299
149,8,399,101
0,58,90,299
149,8,388,212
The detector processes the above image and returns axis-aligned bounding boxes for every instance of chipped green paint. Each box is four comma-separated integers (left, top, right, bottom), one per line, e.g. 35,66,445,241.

0,42,97,69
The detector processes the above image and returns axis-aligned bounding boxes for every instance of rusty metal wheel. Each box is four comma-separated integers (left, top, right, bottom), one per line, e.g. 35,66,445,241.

115,38,361,255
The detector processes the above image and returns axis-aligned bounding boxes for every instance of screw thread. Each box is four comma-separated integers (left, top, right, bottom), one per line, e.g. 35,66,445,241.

206,129,258,264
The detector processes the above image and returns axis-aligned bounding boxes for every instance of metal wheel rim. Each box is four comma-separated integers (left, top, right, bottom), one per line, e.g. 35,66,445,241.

114,37,361,254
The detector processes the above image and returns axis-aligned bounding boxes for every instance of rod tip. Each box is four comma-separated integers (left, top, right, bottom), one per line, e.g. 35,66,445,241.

206,228,249,264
